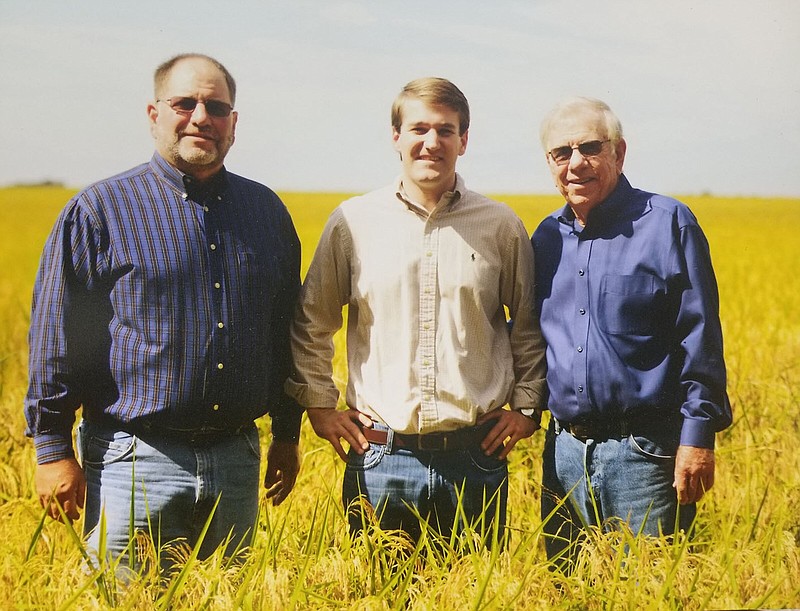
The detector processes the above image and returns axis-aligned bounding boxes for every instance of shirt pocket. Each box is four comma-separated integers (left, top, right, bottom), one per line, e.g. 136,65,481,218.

598,274,666,335
237,250,279,304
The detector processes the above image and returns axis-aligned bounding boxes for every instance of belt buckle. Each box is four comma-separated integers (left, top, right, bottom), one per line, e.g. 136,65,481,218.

568,423,592,442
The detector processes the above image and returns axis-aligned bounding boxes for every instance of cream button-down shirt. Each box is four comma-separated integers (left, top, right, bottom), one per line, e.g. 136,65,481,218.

286,175,547,434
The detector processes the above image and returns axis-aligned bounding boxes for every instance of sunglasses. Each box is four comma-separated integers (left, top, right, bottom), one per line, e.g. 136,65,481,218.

157,96,234,118
548,140,609,165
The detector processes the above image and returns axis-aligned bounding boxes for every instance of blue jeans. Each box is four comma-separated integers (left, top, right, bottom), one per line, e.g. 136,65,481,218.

342,423,508,546
541,418,695,572
78,420,261,572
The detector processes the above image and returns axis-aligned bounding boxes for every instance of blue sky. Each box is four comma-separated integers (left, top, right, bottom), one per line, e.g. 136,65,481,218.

1,1,798,196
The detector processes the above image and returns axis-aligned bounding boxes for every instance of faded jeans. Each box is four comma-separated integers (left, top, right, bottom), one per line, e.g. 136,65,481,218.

78,420,261,573
342,422,508,546
541,417,696,572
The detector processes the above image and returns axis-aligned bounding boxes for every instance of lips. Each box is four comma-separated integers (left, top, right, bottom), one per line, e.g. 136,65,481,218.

181,132,215,142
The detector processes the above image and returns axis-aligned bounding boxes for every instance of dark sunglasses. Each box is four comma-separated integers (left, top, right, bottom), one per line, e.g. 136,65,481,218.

548,140,609,165
157,96,234,118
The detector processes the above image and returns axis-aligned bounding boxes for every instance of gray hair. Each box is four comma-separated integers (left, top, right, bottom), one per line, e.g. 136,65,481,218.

539,97,623,150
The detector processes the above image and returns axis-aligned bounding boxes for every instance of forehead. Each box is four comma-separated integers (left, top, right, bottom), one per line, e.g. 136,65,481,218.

399,98,459,127
546,108,607,148
162,59,231,100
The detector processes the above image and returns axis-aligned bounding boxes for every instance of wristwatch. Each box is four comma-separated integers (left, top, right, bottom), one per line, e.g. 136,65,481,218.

519,408,542,425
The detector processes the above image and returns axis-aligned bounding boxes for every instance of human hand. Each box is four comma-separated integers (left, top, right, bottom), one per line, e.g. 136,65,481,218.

306,408,373,461
264,439,301,506
673,445,715,504
477,409,540,460
35,458,86,522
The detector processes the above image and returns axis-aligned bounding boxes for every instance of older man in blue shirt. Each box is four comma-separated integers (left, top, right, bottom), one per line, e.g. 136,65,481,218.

532,97,732,571
25,54,303,573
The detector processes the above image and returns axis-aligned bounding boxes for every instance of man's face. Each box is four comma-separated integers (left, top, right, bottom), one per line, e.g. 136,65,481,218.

544,108,625,213
392,98,468,200
147,57,238,181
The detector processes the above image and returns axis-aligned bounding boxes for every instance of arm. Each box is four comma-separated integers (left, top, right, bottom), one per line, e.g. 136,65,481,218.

25,198,105,520
263,207,304,504
284,209,370,460
672,218,732,501
479,215,548,457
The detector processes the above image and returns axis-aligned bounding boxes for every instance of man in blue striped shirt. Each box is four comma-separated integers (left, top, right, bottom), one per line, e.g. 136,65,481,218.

532,97,732,572
25,53,303,572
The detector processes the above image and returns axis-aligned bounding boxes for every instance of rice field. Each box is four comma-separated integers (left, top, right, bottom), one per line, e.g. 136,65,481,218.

1,186,798,609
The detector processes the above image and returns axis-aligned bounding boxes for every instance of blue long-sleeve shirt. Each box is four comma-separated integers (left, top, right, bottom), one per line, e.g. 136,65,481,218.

25,153,303,464
532,175,731,449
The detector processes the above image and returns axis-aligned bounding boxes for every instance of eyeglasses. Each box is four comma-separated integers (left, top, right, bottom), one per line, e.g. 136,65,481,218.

548,140,609,165
157,97,234,118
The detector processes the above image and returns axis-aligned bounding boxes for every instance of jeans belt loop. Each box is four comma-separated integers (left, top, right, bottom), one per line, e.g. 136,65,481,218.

385,426,395,454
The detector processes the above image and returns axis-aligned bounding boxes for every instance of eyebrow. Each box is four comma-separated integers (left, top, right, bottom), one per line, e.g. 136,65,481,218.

408,121,458,130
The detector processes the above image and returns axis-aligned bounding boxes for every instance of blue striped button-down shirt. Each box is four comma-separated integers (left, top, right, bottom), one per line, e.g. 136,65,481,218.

532,175,732,449
25,154,303,463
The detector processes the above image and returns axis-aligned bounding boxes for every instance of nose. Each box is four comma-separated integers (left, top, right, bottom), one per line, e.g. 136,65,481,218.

567,146,588,169
423,129,440,149
190,100,211,124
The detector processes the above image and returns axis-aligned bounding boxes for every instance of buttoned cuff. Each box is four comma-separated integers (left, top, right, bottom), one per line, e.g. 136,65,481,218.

269,393,305,443
284,378,340,409
679,418,716,450
509,379,548,411
34,433,76,465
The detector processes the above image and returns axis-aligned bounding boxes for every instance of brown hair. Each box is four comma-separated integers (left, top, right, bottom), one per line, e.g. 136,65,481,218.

391,77,470,135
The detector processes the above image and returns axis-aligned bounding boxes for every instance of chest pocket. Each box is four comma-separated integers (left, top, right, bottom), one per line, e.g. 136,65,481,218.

598,274,666,335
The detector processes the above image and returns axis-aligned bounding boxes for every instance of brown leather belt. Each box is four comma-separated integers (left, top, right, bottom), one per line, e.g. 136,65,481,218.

362,424,488,452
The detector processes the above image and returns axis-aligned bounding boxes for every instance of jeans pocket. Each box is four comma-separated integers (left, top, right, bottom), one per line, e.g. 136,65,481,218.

241,424,261,459
466,448,508,474
345,443,388,472
629,433,678,460
81,428,136,468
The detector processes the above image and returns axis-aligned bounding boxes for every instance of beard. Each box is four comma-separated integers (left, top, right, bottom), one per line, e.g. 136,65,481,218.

164,131,235,173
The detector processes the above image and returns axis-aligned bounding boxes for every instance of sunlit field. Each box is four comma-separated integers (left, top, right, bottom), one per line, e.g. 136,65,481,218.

1,186,798,609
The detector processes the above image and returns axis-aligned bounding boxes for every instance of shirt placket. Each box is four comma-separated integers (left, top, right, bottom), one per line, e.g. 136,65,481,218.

418,218,439,428
204,193,229,416
574,233,592,412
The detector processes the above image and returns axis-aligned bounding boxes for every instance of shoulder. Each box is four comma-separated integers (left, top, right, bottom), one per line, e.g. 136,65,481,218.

460,190,527,228
225,172,283,204
339,184,396,212
635,188,701,230
59,162,153,223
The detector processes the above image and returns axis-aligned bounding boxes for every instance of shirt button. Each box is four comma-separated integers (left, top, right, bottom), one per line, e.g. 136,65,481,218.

203,206,209,212
578,386,584,393
217,362,224,370
214,282,221,289
210,244,217,251
577,346,583,353
212,404,220,411
426,251,433,257
578,269,585,276
579,308,586,315
182,192,188,200
217,322,224,328
217,195,222,201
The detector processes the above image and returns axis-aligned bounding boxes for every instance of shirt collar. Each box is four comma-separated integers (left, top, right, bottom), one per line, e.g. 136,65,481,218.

149,152,229,203
557,174,635,231
394,173,464,214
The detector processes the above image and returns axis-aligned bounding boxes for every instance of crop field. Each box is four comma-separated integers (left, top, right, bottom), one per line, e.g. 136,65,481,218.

0,186,799,609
